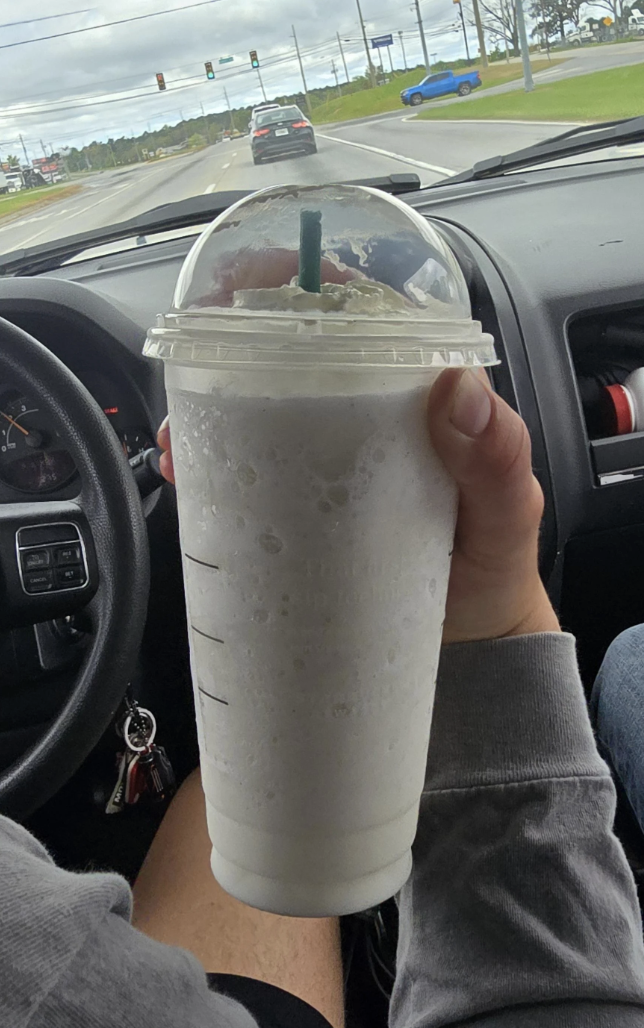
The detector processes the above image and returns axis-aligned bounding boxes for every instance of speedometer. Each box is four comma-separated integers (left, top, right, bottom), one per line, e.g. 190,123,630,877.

0,391,76,493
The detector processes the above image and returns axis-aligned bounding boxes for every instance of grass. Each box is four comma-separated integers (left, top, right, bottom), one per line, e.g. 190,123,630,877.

0,183,82,223
309,60,561,124
415,62,644,121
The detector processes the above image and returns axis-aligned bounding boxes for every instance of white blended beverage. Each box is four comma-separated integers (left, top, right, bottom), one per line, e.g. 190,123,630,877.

144,184,497,917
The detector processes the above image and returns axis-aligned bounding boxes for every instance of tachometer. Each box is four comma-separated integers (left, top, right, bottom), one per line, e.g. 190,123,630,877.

0,391,76,493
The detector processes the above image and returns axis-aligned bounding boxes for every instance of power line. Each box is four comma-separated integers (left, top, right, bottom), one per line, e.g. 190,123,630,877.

0,11,94,29
0,0,226,51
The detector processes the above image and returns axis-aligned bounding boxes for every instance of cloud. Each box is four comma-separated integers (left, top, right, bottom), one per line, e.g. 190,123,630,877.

1,0,467,158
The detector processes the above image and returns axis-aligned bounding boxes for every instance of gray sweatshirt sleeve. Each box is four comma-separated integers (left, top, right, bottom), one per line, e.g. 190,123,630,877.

391,633,644,1027
0,814,257,1028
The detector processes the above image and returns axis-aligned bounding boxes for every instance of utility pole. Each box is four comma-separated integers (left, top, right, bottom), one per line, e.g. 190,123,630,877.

399,30,408,69
223,87,236,135
514,0,534,91
200,101,212,144
19,134,29,166
355,0,377,88
337,32,350,83
414,0,432,74
292,25,312,116
331,59,342,96
471,0,488,67
456,1,472,63
40,138,48,160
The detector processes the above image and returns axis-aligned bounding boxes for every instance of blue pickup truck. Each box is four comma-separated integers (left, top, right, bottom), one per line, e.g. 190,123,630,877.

400,69,482,107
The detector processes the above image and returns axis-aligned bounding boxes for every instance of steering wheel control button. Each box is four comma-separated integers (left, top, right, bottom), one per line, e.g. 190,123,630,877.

16,522,89,596
23,570,54,594
21,549,51,571
54,544,82,566
55,566,86,589
17,523,78,547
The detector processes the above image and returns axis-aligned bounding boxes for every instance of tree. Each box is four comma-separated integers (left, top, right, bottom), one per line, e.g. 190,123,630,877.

472,0,519,56
529,0,583,40
6,154,19,167
188,133,205,149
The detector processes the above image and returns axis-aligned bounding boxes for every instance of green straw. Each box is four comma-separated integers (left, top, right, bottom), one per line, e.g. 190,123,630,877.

298,209,322,293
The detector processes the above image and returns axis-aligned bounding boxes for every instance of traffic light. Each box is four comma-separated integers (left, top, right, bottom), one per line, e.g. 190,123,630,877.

205,61,215,80
250,50,259,69
156,72,166,91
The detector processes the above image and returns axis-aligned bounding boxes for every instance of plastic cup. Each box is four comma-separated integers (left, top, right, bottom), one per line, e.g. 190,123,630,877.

144,184,497,917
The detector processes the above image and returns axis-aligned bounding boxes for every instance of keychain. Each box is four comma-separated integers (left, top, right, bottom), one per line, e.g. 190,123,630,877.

106,693,176,814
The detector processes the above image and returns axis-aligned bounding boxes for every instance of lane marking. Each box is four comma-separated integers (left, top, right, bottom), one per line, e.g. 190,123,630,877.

204,182,219,193
317,133,454,177
401,115,580,127
222,162,231,169
3,184,131,246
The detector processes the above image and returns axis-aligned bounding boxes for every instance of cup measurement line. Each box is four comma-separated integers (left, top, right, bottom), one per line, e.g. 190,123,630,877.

185,553,219,570
191,624,225,644
198,687,229,706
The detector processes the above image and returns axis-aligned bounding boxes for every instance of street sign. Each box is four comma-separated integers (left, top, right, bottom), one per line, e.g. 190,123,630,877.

371,33,393,48
219,56,234,64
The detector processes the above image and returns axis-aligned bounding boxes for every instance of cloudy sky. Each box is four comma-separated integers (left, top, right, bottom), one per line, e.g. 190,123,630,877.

0,0,472,159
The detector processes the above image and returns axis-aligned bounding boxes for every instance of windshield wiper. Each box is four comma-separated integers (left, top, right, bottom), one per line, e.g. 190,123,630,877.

434,115,644,187
0,173,421,277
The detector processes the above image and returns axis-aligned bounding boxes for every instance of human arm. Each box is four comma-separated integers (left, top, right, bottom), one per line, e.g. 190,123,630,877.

390,369,644,1026
0,813,257,1028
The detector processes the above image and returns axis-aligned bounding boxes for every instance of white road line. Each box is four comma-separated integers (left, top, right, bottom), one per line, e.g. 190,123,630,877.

204,182,219,193
222,162,231,169
317,133,454,177
3,185,131,246
401,115,580,127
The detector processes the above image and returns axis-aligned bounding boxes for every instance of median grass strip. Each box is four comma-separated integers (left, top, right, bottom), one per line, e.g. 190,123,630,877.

0,183,83,223
415,62,644,121
310,60,560,125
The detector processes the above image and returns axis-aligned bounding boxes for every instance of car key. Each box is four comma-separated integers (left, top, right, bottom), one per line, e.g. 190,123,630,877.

124,752,147,806
137,744,177,804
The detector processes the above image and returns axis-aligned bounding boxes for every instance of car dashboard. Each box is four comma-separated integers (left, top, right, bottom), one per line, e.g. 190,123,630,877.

1,155,644,863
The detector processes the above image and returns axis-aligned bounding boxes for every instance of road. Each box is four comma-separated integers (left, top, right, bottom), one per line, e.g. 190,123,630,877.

0,118,580,256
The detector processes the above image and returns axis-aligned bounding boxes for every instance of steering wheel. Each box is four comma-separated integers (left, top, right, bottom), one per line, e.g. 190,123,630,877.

0,317,150,821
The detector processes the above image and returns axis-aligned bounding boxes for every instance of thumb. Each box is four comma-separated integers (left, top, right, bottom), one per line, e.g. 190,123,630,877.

428,368,543,566
428,368,559,642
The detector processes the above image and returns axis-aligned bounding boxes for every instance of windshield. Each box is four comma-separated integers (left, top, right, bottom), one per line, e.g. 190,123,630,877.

256,107,303,126
0,3,642,263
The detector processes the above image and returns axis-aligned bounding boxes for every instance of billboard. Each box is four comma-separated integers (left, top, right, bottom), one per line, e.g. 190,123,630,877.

371,34,393,48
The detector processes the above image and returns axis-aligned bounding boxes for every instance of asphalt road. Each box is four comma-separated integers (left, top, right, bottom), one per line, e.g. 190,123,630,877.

0,118,573,256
